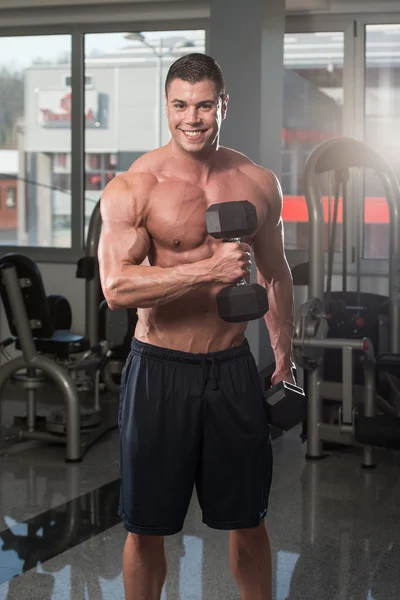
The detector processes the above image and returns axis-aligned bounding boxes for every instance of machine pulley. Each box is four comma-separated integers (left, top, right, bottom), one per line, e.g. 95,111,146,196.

293,297,329,371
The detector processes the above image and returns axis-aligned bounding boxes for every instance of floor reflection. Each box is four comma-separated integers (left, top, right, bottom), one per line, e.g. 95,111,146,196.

276,448,400,600
0,438,400,598
0,474,121,582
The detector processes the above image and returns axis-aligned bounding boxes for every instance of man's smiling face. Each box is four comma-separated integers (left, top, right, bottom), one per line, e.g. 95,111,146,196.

166,78,228,156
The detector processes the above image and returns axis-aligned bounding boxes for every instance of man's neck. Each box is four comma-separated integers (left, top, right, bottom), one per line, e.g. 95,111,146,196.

167,139,221,184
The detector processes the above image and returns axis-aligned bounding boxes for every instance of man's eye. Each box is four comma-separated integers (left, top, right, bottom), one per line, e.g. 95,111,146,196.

174,104,184,109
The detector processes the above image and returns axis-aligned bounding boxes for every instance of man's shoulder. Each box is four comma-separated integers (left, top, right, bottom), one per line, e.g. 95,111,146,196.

100,169,158,223
220,147,278,190
128,148,164,177
220,146,252,169
220,149,282,223
105,168,159,198
245,165,280,200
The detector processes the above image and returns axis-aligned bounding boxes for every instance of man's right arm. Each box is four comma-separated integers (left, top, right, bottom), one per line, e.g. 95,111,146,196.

98,175,216,310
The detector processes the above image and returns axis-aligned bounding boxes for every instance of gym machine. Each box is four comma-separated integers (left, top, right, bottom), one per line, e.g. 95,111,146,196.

292,136,400,466
0,200,133,462
0,253,122,462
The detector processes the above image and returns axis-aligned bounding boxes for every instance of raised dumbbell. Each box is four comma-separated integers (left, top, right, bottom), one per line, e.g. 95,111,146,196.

205,200,269,323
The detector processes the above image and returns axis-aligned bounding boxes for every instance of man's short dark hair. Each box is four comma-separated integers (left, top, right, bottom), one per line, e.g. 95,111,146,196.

165,53,226,98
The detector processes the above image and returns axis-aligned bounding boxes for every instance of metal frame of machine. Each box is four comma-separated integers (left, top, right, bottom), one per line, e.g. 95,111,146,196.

293,136,400,466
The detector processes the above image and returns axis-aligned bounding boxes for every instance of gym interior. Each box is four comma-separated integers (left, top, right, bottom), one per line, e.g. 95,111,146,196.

1,0,400,597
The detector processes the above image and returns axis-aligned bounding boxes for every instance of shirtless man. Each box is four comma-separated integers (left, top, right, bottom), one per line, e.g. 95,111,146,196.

98,53,294,600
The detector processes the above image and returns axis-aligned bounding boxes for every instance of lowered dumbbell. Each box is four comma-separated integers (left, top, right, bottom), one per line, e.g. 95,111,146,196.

205,200,269,323
259,362,307,431
264,380,307,431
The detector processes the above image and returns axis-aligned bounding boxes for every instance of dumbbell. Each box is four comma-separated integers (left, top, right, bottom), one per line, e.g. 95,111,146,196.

205,201,269,323
259,362,307,431
264,381,307,431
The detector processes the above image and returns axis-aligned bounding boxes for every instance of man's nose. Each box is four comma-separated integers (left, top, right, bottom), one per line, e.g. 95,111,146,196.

185,107,201,124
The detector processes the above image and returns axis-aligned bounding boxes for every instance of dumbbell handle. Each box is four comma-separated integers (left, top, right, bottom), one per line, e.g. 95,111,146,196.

223,236,248,287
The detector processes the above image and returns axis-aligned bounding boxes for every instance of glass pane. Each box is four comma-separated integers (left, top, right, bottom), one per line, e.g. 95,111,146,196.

364,24,400,259
282,32,344,250
0,35,72,247
83,30,206,241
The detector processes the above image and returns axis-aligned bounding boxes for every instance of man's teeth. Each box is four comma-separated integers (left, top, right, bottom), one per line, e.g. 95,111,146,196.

185,131,204,136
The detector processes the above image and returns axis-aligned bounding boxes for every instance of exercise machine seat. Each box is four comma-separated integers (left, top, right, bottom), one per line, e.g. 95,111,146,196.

376,353,400,374
15,330,90,356
0,253,89,357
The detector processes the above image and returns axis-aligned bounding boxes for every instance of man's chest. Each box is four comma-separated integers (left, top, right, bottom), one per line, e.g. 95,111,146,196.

145,176,267,252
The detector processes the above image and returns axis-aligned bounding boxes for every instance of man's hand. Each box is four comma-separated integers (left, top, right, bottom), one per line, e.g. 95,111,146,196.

271,367,296,386
208,241,252,284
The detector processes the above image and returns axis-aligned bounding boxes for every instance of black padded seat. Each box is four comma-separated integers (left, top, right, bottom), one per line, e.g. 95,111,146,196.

376,354,400,374
0,253,91,359
15,330,90,356
291,261,309,286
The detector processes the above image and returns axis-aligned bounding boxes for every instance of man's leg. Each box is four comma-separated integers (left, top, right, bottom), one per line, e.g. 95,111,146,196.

119,341,205,599
198,348,273,599
229,520,272,600
122,533,167,600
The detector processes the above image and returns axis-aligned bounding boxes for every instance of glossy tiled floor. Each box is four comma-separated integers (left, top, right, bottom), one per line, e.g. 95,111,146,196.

0,413,400,599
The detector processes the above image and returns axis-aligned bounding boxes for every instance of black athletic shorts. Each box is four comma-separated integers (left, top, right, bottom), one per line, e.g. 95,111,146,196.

117,337,273,536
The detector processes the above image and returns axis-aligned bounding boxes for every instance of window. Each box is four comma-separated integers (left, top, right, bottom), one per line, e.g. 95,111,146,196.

0,34,72,248
52,173,71,191
364,24,400,259
282,32,344,250
83,30,206,239
0,180,17,241
5,187,16,209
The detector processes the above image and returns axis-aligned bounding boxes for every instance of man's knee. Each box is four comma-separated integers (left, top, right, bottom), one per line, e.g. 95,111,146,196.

230,520,269,550
126,532,165,551
231,520,267,536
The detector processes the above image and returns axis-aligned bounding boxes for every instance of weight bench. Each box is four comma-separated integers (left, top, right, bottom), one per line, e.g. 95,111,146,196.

0,253,120,462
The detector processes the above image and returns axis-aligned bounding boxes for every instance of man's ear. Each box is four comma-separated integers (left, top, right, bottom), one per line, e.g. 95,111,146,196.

222,94,229,120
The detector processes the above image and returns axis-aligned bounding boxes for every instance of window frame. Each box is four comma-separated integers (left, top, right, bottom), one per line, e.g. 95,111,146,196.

63,73,93,89
0,17,208,263
284,17,355,272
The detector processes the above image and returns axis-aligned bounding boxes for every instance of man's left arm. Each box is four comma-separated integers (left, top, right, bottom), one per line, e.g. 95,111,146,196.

251,170,295,385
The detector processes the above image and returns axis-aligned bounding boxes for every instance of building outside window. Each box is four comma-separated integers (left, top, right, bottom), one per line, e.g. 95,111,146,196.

0,30,205,248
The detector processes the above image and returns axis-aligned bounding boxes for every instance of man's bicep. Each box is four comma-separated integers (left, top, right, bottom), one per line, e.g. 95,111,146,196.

99,224,150,268
98,179,150,285
252,169,288,281
253,218,287,284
